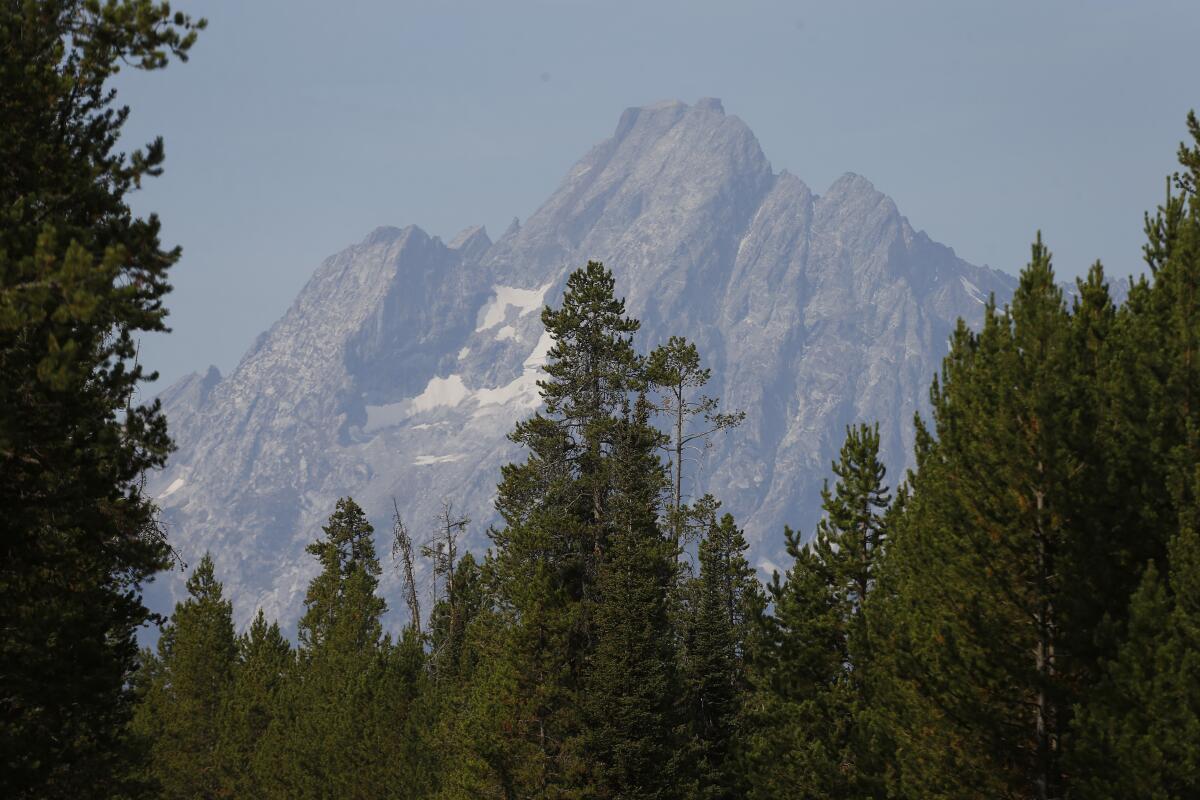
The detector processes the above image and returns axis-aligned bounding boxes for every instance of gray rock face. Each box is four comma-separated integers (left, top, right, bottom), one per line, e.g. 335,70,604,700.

152,99,1015,629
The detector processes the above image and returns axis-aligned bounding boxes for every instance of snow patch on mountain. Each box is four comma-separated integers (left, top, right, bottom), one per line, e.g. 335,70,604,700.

364,329,555,434
472,330,554,413
410,374,470,413
960,276,986,305
475,283,553,331
413,454,465,465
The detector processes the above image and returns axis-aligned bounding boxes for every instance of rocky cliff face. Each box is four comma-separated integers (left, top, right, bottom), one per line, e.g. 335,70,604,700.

152,99,1015,628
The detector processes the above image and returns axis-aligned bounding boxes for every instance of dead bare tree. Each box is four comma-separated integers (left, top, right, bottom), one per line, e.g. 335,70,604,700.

390,498,421,636
422,500,468,613
647,336,745,548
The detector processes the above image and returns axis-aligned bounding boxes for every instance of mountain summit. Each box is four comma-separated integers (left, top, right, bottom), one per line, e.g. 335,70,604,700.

153,99,1014,628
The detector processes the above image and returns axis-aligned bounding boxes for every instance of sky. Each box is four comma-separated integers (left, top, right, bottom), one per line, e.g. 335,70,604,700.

115,0,1200,390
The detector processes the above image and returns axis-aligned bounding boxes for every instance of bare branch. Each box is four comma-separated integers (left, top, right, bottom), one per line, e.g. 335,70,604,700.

390,498,421,635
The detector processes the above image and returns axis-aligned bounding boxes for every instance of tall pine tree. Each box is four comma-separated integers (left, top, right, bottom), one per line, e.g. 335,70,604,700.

682,511,760,800
584,395,681,799
878,237,1113,799
483,261,645,796
646,336,744,546
215,609,293,798
256,498,420,799
743,424,891,799
0,4,203,795
131,554,236,800
1068,112,1200,800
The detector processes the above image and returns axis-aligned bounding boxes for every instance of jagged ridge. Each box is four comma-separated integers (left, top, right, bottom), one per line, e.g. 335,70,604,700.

152,99,1016,630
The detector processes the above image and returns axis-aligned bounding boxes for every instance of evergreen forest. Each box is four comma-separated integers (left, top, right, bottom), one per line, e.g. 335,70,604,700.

3,3,1199,798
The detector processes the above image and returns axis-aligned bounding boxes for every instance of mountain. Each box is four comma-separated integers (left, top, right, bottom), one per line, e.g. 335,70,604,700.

151,98,1015,629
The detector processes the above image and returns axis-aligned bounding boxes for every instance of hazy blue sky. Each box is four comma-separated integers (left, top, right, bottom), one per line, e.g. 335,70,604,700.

116,1,1199,389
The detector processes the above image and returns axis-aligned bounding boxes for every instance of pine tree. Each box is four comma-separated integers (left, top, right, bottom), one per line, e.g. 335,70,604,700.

257,497,411,799
742,527,848,799
682,511,759,800
584,395,680,799
0,4,203,795
361,631,432,800
1143,113,1200,530
1105,112,1200,579
298,497,387,655
1067,113,1200,800
430,597,531,799
1063,259,1138,670
743,425,891,799
418,551,496,797
811,424,890,676
484,261,645,795
428,551,486,681
131,554,237,799
877,237,1112,798
1072,521,1200,799
215,610,293,798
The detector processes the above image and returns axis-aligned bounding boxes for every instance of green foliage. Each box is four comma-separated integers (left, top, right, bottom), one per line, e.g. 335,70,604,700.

298,497,387,654
131,554,236,799
427,596,532,799
811,425,890,617
584,396,680,799
870,119,1200,791
114,112,1200,799
126,529,431,798
743,424,891,800
215,610,293,798
255,497,425,799
1067,113,1200,800
877,237,1110,798
427,551,487,679
681,510,760,799
1072,543,1200,799
481,261,653,795
0,2,202,795
743,526,847,799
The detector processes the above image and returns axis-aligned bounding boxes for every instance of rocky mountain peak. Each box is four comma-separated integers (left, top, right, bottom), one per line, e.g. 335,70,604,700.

362,225,410,247
816,173,901,228
447,224,492,260
151,99,1017,631
486,98,772,287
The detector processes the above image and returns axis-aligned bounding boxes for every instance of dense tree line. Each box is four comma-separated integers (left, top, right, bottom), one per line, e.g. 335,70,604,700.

131,129,1200,796
5,3,1200,797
